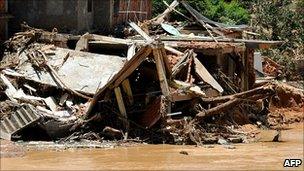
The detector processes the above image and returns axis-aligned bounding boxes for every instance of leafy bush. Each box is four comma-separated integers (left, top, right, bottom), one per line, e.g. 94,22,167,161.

152,0,250,25
251,0,304,54
249,0,304,80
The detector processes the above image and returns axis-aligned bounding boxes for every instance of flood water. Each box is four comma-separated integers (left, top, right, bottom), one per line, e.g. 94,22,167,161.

1,124,303,170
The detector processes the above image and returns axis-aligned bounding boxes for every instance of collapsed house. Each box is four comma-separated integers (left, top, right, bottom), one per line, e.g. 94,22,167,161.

0,0,303,145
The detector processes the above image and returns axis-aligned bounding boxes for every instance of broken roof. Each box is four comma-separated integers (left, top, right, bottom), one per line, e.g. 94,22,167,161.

4,46,126,95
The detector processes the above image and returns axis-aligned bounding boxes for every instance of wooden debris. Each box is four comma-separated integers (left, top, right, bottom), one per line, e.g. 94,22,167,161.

114,87,129,130
122,79,134,105
44,97,58,112
152,0,180,24
75,33,90,51
194,57,224,93
129,22,153,42
0,104,41,140
153,46,170,97
0,9,287,146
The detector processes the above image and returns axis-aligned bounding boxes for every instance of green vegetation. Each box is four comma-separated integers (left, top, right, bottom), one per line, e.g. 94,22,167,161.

152,0,250,25
251,0,304,53
250,0,304,79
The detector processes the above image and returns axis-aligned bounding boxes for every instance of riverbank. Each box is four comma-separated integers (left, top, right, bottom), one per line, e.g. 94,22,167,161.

1,123,303,170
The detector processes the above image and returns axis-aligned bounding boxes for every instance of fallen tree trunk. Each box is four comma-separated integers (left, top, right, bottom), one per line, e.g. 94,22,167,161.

195,98,242,121
193,84,276,123
200,84,275,104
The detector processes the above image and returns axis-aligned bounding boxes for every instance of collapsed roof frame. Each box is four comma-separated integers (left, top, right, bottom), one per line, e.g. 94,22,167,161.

85,42,171,129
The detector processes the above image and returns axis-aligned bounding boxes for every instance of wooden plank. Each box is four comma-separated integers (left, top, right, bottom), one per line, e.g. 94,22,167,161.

194,57,224,93
12,114,23,129
44,97,58,112
75,33,90,51
20,108,34,121
241,48,255,90
153,48,170,96
152,0,179,24
240,50,246,91
86,46,152,116
118,11,147,14
172,50,192,78
90,34,132,45
129,22,153,42
127,44,136,60
114,87,129,129
5,117,17,131
109,0,114,29
113,47,152,87
160,45,172,77
122,79,134,105
164,45,184,56
16,110,30,124
160,36,283,49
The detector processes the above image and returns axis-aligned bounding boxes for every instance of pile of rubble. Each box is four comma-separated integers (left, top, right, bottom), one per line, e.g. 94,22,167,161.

0,1,303,146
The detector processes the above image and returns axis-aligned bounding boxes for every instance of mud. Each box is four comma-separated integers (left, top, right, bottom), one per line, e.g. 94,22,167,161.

0,140,25,158
1,123,303,170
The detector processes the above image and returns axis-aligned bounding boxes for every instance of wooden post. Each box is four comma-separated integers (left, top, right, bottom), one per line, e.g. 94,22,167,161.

153,46,170,97
114,87,129,129
216,53,225,70
247,48,255,89
109,0,114,30
241,49,249,91
122,79,134,105
228,57,235,79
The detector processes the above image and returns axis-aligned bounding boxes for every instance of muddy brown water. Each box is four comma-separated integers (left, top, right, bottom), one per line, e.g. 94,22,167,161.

1,124,303,170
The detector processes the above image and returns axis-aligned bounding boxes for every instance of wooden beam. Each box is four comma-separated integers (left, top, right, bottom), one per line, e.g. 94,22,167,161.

164,45,184,55
114,87,129,129
86,46,152,116
153,47,170,97
240,50,248,91
152,0,180,24
90,34,132,45
160,36,283,49
122,79,134,105
228,56,235,78
172,50,192,78
113,47,152,87
160,45,172,77
247,48,255,89
129,22,153,42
